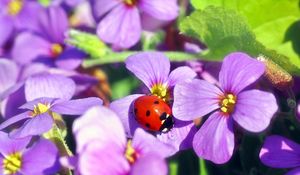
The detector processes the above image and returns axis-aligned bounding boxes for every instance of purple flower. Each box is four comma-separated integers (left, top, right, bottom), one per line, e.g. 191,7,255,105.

0,73,103,138
173,52,278,164
0,0,42,47
260,135,300,175
110,52,197,153
0,131,59,175
92,0,179,49
72,106,171,175
12,6,85,70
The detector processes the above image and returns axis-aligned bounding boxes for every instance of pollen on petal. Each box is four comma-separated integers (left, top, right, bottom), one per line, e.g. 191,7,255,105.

125,140,139,164
151,83,170,102
31,103,50,117
50,43,63,58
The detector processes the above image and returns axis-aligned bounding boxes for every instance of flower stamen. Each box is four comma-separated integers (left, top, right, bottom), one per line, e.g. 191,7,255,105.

3,152,22,175
151,84,170,102
125,140,139,164
31,103,50,117
7,0,23,16
123,0,138,6
220,93,236,114
50,43,63,58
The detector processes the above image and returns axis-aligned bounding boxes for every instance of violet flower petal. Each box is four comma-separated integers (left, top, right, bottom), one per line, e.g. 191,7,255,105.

219,52,265,94
0,59,19,94
37,6,68,43
78,141,130,175
193,111,234,164
132,128,175,158
55,47,85,70
286,168,300,175
0,15,13,47
173,79,222,121
10,113,54,138
25,73,76,101
232,90,278,132
0,131,31,156
51,97,103,115
167,66,196,88
12,32,51,65
131,153,167,175
260,135,300,168
125,52,170,89
22,139,59,175
157,120,197,152
90,0,121,20
0,112,30,130
73,106,126,153
97,4,141,49
110,94,143,138
138,0,178,21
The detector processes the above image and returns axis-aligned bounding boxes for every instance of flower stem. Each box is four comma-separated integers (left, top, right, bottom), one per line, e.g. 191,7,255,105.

82,51,199,68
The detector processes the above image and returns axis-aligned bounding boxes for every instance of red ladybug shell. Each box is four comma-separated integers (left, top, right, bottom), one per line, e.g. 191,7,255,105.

133,95,173,132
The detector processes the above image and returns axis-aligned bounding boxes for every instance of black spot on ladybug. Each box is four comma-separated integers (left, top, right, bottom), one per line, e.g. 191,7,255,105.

154,100,159,104
159,112,167,121
146,110,150,117
134,108,138,114
145,123,151,128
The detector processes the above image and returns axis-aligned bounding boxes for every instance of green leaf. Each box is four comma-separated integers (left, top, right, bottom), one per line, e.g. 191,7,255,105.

180,6,300,74
67,29,109,59
190,0,300,74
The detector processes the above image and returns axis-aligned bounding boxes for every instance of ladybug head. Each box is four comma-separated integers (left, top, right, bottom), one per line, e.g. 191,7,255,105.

159,113,174,133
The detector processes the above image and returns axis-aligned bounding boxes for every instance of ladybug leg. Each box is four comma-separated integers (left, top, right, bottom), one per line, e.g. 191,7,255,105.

159,114,174,133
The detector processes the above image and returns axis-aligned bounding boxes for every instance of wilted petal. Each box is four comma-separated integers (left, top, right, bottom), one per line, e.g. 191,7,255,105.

173,79,222,121
219,52,265,94
232,90,278,132
260,135,300,168
167,66,196,88
126,52,170,89
193,112,234,164
51,97,103,115
0,131,31,156
0,59,19,94
131,153,167,175
22,139,59,175
156,120,196,153
132,128,175,158
12,32,51,65
139,0,178,20
73,106,126,153
110,94,142,137
25,74,76,101
10,113,54,138
97,4,141,48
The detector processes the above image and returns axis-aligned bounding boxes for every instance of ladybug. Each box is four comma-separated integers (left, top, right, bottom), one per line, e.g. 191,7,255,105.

133,95,174,133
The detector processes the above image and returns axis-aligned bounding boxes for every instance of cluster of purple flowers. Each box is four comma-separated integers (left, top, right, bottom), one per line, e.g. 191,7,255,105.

0,0,298,175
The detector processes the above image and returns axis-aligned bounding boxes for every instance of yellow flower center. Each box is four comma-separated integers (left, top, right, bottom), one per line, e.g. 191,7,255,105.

31,103,50,117
50,43,63,57
151,84,170,102
123,0,138,6
220,94,237,114
125,140,139,164
3,152,22,175
7,0,23,16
